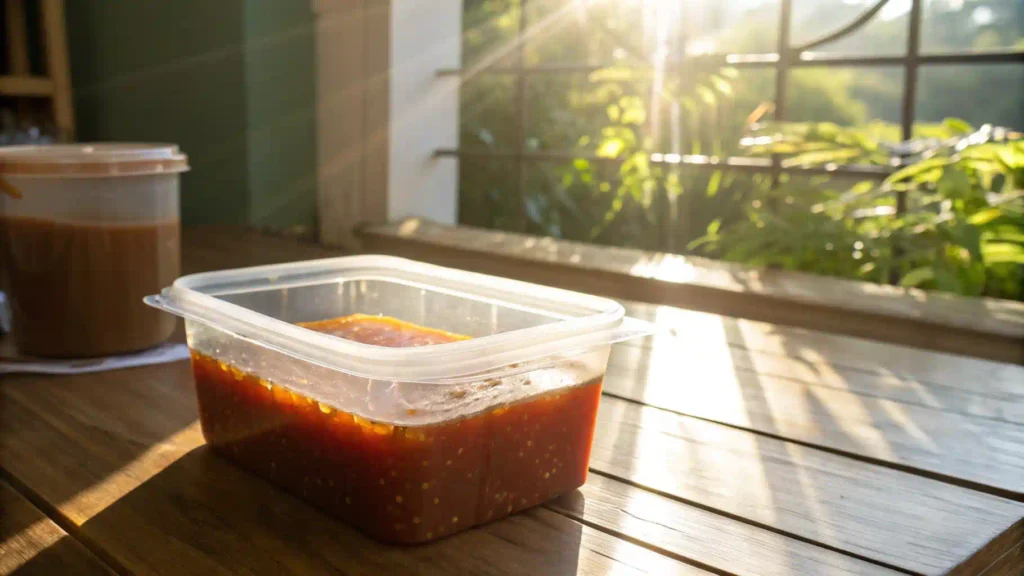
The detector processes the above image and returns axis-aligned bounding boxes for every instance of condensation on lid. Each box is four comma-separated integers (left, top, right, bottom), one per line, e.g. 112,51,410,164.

0,143,190,177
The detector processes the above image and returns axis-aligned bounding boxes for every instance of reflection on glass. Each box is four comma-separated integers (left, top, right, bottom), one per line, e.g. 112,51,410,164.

922,0,1023,53
791,0,908,56
524,74,618,151
458,158,519,230
916,64,1024,130
786,67,904,125
462,0,518,68
460,76,517,150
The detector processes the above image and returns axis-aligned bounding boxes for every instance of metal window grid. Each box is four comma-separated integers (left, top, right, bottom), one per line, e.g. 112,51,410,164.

436,0,1024,251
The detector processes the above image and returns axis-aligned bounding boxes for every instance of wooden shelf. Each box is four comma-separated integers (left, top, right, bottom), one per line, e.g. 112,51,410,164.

1,0,74,139
0,75,57,97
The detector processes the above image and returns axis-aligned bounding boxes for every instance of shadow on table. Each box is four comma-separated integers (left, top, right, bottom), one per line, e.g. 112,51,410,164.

10,535,114,576
0,358,200,530
68,446,584,575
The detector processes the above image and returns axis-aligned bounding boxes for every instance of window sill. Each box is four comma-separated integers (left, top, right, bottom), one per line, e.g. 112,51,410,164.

360,218,1024,364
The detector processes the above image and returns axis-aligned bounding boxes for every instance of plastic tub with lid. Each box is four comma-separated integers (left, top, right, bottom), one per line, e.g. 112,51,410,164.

0,143,188,357
146,256,652,543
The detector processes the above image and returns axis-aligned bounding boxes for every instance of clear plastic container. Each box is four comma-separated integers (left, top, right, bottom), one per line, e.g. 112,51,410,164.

146,256,651,543
0,144,188,357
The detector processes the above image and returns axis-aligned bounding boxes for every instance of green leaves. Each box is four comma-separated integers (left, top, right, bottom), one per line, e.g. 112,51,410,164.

712,119,1024,300
900,267,935,288
984,241,1024,264
886,158,952,185
943,118,974,135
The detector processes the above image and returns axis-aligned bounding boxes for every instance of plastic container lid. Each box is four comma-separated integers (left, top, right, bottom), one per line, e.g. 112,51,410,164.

0,143,189,177
146,255,654,383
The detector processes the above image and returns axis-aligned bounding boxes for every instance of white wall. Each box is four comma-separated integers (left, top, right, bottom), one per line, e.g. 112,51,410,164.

387,0,462,224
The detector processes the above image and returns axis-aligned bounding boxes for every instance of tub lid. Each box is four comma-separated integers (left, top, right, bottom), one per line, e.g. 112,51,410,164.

146,255,657,383
0,143,189,177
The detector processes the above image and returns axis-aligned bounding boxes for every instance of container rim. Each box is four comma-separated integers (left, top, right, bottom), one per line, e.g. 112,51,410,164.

0,143,189,177
146,255,650,382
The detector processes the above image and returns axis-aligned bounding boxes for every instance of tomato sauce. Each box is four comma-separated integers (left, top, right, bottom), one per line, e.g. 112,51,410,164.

190,314,603,544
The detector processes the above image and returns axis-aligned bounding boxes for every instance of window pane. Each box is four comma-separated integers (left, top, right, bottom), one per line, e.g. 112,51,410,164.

458,158,521,229
683,0,782,55
524,74,618,151
916,63,1024,130
666,68,776,157
791,0,908,56
521,159,623,240
463,0,520,68
460,76,517,150
524,0,593,65
524,0,658,66
526,1,784,65
524,67,775,155
922,0,1024,53
786,67,904,126
521,160,773,252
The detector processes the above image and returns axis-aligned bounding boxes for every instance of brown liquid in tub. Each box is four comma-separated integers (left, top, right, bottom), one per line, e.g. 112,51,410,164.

0,216,180,357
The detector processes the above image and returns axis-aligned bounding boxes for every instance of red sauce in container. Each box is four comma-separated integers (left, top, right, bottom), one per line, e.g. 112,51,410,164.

190,314,603,543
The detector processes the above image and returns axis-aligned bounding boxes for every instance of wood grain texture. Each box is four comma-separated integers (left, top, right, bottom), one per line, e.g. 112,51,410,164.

359,219,1024,363
39,0,74,141
620,302,1024,400
0,370,707,576
3,229,1020,576
586,396,1024,576
616,308,1024,425
0,75,54,97
546,476,902,576
0,481,113,576
979,542,1023,576
5,0,30,75
2,359,1019,576
181,227,344,274
604,341,1024,499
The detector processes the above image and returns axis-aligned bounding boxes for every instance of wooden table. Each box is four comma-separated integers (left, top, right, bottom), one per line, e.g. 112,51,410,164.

2,228,1023,576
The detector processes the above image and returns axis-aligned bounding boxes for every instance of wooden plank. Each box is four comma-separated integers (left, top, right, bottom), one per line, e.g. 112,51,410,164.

4,363,1017,576
587,396,1024,576
979,542,1023,576
0,75,55,97
0,481,114,576
620,301,1024,400
182,227,345,274
0,370,708,576
603,341,1024,499
0,361,914,576
615,308,1024,425
359,219,1024,364
4,229,1020,575
5,0,31,74
39,0,75,141
547,476,902,576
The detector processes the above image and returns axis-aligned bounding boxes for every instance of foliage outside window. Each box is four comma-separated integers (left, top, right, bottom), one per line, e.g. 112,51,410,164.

458,0,1024,300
